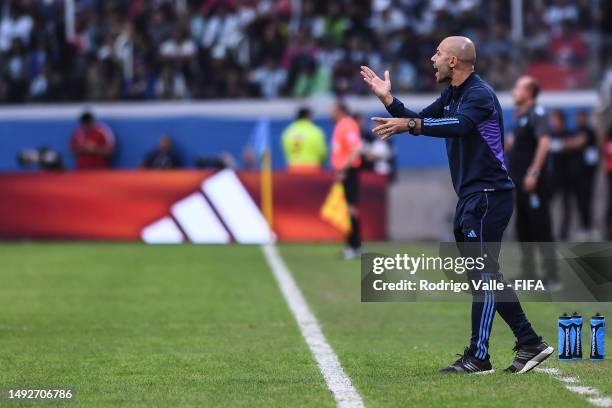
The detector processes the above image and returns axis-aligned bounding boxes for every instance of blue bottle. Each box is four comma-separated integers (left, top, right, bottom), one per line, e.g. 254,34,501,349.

590,313,606,361
571,312,582,359
558,313,573,360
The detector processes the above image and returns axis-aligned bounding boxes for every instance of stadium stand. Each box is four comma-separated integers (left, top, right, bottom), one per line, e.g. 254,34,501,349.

0,0,609,103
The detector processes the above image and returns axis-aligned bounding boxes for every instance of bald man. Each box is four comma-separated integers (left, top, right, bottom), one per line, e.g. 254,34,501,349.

507,76,558,286
361,36,553,374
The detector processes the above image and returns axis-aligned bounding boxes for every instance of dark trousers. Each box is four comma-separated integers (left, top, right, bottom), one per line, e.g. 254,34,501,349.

576,166,596,230
343,167,361,250
607,174,612,239
514,175,558,281
553,153,585,239
454,190,539,360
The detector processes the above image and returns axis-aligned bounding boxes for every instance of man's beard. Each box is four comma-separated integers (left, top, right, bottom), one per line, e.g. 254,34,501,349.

436,68,452,83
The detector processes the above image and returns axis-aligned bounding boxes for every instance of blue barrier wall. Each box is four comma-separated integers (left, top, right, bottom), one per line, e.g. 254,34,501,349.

0,106,591,171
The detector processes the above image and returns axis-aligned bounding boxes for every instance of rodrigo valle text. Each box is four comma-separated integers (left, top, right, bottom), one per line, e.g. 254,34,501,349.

372,279,546,292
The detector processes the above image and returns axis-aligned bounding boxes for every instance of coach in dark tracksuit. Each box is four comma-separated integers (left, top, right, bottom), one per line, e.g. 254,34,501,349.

361,36,553,374
507,76,558,284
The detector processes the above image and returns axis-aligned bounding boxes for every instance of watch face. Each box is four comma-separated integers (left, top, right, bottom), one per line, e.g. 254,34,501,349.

408,119,416,128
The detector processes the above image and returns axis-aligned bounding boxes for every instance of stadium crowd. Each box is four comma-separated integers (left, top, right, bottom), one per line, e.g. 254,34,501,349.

0,0,608,102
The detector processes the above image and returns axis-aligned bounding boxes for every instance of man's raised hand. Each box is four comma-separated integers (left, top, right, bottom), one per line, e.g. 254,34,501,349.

360,66,393,107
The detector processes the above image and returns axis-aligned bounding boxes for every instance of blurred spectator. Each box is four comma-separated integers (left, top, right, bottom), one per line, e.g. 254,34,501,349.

549,109,595,240
281,107,326,172
155,65,188,99
123,62,155,100
544,0,579,34
549,22,587,68
3,38,28,102
572,111,599,239
605,128,612,239
70,111,115,170
549,110,598,239
249,58,287,98
0,4,33,52
548,109,576,240
142,135,181,169
0,0,606,103
196,152,236,169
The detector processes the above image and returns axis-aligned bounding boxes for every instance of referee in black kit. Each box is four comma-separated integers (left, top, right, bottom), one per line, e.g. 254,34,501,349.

506,76,558,286
361,36,553,374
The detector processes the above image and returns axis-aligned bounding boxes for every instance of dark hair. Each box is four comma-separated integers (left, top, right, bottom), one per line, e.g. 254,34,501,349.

526,78,540,99
296,107,311,120
80,111,94,124
550,109,566,124
335,100,349,115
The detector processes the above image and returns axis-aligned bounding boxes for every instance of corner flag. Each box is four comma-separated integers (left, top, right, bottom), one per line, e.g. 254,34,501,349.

320,182,351,234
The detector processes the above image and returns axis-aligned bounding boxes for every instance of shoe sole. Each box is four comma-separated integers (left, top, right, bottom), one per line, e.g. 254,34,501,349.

471,369,495,375
440,368,495,375
517,346,554,374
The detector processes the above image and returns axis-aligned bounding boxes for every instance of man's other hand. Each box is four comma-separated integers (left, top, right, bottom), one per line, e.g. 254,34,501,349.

371,117,409,140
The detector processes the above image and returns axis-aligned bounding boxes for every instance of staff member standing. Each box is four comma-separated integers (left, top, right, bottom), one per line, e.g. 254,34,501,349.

70,111,115,170
573,111,599,240
506,76,558,285
606,130,612,239
331,101,362,259
548,109,580,240
281,107,327,172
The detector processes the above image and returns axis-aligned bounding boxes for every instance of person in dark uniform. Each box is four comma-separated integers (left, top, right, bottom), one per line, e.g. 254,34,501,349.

142,135,181,169
506,76,558,285
606,129,612,239
548,110,582,240
361,36,553,374
573,111,599,240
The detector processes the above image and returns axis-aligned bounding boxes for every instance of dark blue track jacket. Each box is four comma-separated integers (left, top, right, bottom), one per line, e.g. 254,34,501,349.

386,72,515,198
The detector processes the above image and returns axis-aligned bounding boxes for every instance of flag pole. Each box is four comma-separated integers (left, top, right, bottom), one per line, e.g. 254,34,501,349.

261,148,273,230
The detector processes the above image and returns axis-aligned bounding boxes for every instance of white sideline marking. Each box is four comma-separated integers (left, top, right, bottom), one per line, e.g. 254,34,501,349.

536,367,560,375
535,368,612,407
261,244,365,408
566,386,598,395
589,398,612,407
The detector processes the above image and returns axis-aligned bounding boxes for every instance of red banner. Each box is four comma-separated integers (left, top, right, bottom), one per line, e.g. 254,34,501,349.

0,170,386,242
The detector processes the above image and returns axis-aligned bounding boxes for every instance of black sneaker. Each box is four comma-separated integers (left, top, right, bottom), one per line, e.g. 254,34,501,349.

504,337,554,374
440,347,494,374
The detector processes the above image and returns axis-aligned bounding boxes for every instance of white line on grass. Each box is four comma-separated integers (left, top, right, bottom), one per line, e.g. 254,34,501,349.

535,368,612,407
261,244,365,408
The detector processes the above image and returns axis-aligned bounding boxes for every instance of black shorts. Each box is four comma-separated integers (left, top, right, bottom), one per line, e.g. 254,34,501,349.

343,167,360,205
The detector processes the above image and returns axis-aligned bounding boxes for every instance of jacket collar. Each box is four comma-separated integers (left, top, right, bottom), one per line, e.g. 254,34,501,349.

449,71,477,99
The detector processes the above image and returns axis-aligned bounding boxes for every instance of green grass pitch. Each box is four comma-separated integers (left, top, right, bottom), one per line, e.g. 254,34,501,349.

0,243,610,407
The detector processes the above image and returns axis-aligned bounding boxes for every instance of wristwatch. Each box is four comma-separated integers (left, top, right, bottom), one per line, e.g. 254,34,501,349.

407,119,417,135
527,168,540,177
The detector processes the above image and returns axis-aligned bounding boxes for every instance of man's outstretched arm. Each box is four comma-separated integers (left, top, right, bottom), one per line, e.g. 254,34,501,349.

370,87,495,140
360,65,444,118
370,116,473,140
